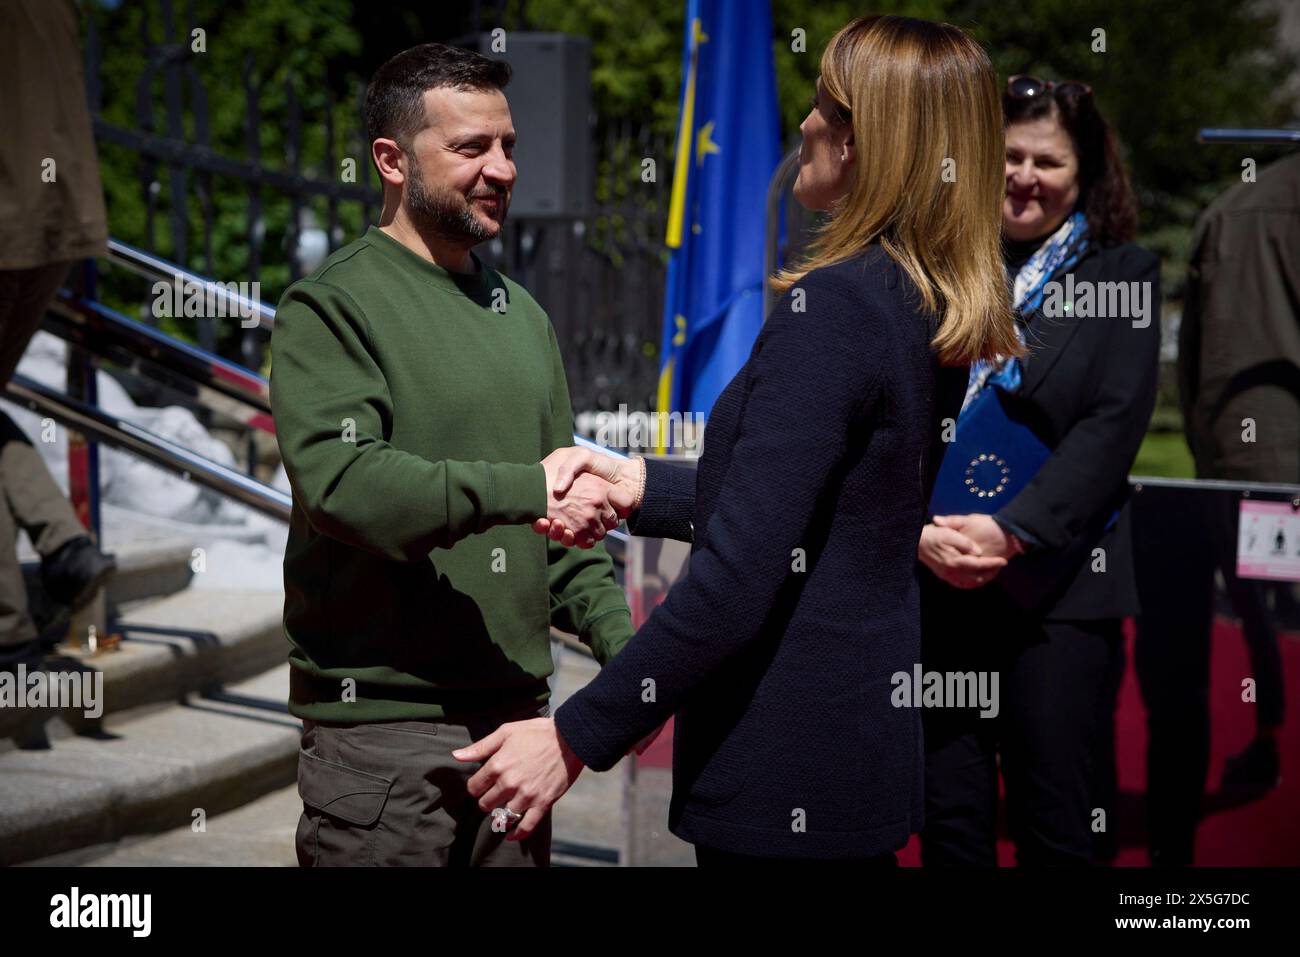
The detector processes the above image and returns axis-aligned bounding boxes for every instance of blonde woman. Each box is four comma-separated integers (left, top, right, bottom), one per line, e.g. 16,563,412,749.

456,15,1019,865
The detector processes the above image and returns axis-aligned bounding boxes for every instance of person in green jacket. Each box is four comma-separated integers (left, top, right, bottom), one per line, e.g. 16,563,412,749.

270,42,636,867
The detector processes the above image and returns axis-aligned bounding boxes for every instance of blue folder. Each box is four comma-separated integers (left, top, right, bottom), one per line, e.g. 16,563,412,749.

928,384,1050,518
927,384,1125,611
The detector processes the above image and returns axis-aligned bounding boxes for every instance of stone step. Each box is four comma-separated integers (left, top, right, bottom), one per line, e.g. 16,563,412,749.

0,587,285,738
105,537,196,607
0,664,298,866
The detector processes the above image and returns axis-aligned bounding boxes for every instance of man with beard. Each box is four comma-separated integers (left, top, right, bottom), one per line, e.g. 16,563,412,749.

270,43,639,867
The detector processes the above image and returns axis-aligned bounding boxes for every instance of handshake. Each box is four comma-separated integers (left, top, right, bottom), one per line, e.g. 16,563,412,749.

536,447,646,548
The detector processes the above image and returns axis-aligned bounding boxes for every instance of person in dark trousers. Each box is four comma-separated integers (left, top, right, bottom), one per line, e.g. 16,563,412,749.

454,15,1020,865
1134,150,1300,865
915,75,1161,866
271,43,637,867
0,0,118,743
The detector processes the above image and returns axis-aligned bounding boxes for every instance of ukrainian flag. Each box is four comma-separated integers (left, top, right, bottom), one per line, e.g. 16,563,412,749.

656,0,781,447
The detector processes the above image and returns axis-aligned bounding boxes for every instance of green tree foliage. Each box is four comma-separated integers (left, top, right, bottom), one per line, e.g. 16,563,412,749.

523,0,1295,297
87,0,363,362
87,0,1295,364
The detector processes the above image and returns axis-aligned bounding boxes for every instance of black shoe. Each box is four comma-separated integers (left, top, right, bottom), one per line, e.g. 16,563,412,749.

33,601,73,651
1,641,52,749
0,637,43,671
1220,737,1280,795
40,536,117,613
27,574,72,650
14,711,51,750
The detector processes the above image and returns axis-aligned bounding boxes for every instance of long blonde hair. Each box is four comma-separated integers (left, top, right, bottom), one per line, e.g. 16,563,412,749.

771,15,1020,365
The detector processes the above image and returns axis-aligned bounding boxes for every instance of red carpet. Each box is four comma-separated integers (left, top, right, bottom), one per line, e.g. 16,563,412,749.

635,617,1299,866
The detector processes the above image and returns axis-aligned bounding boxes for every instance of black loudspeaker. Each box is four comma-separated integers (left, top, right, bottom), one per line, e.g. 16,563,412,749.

466,32,593,219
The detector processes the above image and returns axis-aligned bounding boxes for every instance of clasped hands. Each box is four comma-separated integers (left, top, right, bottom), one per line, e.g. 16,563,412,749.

537,446,645,548
918,513,1024,589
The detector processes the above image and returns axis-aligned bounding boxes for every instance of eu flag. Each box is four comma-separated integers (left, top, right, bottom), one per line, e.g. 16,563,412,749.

657,0,781,440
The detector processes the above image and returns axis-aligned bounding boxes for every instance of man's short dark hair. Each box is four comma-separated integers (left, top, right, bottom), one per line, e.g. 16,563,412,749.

364,43,511,149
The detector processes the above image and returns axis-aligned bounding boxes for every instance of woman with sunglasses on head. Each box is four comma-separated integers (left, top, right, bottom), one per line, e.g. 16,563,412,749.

916,75,1162,866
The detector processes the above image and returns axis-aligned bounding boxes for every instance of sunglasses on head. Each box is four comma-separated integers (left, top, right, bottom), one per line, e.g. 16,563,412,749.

1006,75,1094,100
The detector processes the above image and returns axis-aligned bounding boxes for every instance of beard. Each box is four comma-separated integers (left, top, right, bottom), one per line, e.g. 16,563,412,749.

405,160,508,245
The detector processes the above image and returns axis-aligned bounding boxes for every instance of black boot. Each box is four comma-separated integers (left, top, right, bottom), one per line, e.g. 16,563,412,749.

40,536,117,614
0,639,52,749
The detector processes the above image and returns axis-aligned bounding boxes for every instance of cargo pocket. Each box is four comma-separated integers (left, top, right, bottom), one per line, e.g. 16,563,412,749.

297,749,394,866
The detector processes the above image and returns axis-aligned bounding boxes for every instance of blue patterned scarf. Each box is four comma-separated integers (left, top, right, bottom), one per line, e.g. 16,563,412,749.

960,211,1090,414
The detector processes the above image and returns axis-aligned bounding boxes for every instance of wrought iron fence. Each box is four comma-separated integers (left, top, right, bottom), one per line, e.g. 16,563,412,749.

82,0,667,415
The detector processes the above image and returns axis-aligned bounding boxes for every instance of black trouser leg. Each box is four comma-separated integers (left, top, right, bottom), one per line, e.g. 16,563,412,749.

1133,486,1213,866
920,578,1120,867
1001,618,1119,867
1091,631,1127,863
919,581,1003,867
920,705,1000,866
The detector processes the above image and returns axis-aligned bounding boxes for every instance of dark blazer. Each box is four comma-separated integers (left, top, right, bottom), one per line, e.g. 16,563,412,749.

555,246,968,858
962,240,1163,619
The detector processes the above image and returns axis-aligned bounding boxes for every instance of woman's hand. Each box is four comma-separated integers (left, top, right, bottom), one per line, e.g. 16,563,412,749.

934,514,1025,560
535,449,644,547
918,520,1010,589
542,472,621,548
452,717,585,841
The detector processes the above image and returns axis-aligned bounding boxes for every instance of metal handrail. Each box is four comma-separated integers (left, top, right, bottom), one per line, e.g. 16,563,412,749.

47,292,271,417
1197,128,1300,145
105,238,276,332
5,373,291,522
1130,475,1300,497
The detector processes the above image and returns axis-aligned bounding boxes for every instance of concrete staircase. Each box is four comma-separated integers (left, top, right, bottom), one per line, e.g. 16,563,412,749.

0,538,296,866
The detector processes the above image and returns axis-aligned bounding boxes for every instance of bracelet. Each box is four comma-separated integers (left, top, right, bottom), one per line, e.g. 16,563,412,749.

632,455,647,510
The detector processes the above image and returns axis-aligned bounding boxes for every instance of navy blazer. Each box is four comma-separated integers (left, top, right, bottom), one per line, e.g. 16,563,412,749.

555,246,968,858
980,241,1162,618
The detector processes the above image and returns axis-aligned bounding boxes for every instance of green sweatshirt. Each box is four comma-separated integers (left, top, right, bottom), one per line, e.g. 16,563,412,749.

269,225,633,722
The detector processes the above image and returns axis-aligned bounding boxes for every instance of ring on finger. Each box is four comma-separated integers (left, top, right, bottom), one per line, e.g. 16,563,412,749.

492,806,523,829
